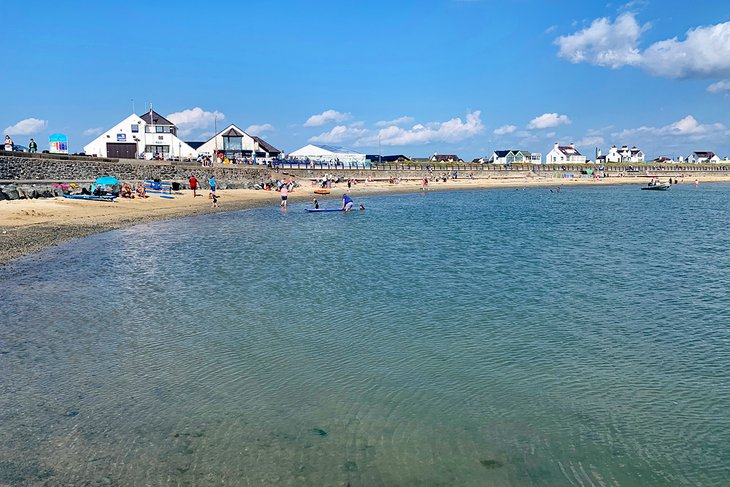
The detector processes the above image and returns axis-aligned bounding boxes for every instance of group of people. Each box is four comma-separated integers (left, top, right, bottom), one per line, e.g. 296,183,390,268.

188,176,220,207
3,135,37,152
118,182,147,198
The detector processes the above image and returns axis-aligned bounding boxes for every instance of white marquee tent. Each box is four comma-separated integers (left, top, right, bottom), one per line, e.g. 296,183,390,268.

288,144,366,163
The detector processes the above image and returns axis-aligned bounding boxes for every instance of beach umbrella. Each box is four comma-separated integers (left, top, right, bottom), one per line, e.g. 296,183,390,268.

95,176,119,186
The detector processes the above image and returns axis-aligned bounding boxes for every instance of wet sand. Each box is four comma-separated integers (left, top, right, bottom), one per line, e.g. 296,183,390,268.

2,174,728,266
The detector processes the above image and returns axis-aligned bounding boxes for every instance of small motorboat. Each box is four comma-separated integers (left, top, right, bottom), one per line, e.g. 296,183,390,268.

641,182,671,191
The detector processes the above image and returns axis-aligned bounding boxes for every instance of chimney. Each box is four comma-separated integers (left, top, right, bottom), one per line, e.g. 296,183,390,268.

570,142,575,149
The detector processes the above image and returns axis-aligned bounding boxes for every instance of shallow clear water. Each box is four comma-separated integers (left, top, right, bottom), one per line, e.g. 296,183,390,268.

1,183,729,486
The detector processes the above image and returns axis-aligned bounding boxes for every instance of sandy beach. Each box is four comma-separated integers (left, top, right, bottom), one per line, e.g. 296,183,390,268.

2,173,729,266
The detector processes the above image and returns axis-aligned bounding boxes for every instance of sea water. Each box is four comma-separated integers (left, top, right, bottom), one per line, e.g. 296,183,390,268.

1,183,729,486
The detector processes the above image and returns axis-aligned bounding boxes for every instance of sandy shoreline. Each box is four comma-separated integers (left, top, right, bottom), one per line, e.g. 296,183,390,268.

2,174,728,266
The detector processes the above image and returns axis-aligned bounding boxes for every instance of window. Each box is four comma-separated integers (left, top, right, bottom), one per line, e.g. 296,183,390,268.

131,124,139,133
223,136,242,151
145,145,170,154
156,126,166,133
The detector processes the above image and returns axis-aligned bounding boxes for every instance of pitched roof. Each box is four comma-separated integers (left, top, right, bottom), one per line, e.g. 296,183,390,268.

186,141,205,150
312,144,362,154
222,127,244,137
558,146,582,156
693,151,715,158
139,110,175,126
253,136,281,154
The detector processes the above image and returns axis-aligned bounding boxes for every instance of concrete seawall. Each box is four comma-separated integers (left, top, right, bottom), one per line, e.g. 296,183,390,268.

3,154,730,186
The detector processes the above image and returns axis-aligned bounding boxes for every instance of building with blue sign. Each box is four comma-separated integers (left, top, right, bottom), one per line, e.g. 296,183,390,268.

83,110,198,160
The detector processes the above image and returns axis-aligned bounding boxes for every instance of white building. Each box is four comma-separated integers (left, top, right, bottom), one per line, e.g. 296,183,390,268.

83,110,198,160
686,151,721,163
288,144,366,163
545,143,586,164
603,145,644,163
193,124,281,162
488,149,542,165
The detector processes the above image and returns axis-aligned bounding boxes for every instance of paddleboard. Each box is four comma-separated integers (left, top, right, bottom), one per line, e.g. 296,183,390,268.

313,189,330,194
305,208,343,213
63,194,116,202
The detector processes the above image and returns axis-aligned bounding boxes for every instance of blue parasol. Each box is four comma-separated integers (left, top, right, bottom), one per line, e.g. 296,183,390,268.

95,176,119,185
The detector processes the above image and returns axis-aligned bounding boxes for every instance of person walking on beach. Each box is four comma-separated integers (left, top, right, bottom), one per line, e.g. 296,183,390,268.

4,135,13,152
280,183,288,207
28,138,37,153
189,176,200,197
209,176,217,195
342,193,354,212
211,192,220,208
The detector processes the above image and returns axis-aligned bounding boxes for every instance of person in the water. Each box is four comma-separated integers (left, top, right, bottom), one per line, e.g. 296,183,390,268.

342,193,353,212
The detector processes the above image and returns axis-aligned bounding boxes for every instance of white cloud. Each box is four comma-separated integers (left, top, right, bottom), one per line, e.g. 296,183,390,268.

375,116,414,127
707,80,730,93
309,125,368,144
83,127,103,137
306,111,485,147
575,135,605,148
618,115,726,140
556,13,730,79
245,123,274,134
556,12,644,68
371,111,484,146
493,124,517,135
304,109,352,127
4,118,47,136
167,107,224,136
527,113,572,129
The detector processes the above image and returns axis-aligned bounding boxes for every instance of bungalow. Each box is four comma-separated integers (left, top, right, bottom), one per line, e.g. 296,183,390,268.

430,154,462,162
83,110,198,160
653,156,673,163
195,124,281,161
365,154,410,163
545,143,586,164
686,151,721,163
490,150,528,164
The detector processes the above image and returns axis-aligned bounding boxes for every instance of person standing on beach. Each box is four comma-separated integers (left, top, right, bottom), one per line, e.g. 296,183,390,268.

4,135,13,152
189,176,200,197
28,138,37,153
280,183,288,207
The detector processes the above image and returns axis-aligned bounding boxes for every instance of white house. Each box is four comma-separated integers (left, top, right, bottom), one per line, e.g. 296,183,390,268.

600,145,643,163
545,143,586,164
193,124,281,161
489,150,530,164
686,151,721,163
288,144,366,163
83,110,198,160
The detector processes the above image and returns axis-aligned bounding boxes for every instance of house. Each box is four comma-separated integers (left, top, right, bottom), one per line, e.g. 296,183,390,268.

686,151,721,163
83,110,198,159
288,144,366,163
430,154,462,162
545,143,586,164
195,124,281,161
489,150,529,164
365,154,410,163
653,156,673,163
602,145,644,163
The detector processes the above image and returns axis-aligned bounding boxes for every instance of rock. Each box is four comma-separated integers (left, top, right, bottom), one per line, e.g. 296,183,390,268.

0,189,7,201
2,187,19,200
53,187,65,197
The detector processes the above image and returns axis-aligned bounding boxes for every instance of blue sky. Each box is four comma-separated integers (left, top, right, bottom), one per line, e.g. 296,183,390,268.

2,0,729,160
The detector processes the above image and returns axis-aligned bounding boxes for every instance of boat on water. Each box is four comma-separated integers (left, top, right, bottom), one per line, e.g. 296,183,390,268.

641,183,671,191
313,189,330,195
